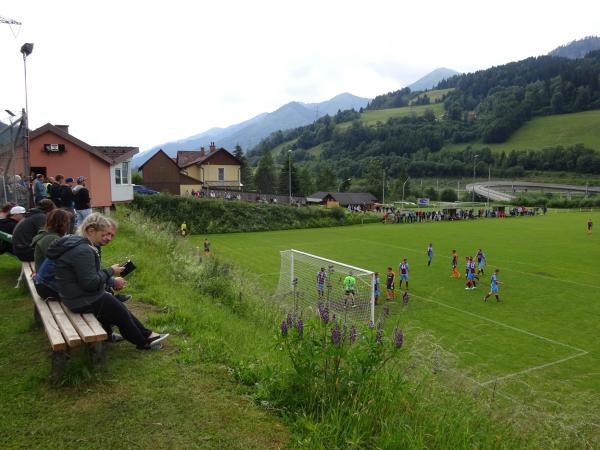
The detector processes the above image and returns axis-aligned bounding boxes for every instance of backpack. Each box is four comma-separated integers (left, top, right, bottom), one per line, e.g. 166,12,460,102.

34,257,58,292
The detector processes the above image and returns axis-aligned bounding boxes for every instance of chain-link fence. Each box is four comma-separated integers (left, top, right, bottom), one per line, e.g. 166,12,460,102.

0,114,28,206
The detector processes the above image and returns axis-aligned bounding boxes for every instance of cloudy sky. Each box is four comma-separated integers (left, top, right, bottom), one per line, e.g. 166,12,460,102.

1,0,598,150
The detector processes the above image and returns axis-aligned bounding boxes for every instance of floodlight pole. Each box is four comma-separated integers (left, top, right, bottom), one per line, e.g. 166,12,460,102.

472,154,479,203
400,177,410,214
21,43,34,207
288,149,292,204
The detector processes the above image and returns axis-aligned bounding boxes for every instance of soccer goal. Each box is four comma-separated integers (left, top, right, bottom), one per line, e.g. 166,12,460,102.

276,249,375,325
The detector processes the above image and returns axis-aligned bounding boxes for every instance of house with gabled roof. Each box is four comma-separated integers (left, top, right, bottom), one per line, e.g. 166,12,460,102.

307,191,377,208
139,142,241,195
15,123,138,208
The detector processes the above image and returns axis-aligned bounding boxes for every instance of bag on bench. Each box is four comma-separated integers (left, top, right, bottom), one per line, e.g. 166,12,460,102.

34,257,59,293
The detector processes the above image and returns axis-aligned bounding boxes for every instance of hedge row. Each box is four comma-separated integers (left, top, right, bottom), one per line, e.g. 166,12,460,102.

131,194,380,234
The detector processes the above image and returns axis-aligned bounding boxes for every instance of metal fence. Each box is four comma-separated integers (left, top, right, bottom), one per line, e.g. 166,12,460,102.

0,114,28,206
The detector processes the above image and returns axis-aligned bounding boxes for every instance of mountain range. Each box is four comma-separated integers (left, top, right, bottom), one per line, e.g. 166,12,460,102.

132,67,461,168
132,93,370,168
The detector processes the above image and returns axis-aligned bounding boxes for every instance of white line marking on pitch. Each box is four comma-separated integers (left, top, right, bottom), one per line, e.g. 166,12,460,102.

479,351,589,386
409,291,587,353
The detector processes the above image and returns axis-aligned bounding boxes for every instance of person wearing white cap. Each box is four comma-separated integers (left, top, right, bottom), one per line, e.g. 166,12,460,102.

73,176,91,227
0,205,26,254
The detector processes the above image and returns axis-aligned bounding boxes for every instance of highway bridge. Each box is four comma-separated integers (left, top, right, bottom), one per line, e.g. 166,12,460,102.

465,181,600,202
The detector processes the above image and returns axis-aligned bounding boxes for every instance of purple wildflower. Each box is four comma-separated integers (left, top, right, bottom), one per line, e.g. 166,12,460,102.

296,318,304,337
402,291,410,305
280,320,288,337
375,329,383,343
376,318,384,330
331,325,341,346
383,304,390,317
319,304,330,323
349,325,357,344
393,328,404,349
286,313,293,326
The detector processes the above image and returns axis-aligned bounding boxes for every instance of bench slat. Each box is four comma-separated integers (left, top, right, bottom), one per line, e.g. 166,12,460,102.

59,304,100,343
47,301,82,348
82,314,108,342
22,263,67,351
31,294,68,351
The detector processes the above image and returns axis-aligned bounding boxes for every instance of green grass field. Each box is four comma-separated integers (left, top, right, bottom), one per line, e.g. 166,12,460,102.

203,211,600,420
444,109,600,153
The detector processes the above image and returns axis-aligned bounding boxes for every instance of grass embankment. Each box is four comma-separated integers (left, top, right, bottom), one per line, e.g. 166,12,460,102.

0,214,289,449
444,109,600,153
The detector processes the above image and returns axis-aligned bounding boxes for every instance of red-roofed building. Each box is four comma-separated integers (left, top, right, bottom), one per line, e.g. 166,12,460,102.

14,123,138,208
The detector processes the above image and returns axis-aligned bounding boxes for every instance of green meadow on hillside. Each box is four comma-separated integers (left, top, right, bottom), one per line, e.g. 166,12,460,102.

445,109,600,153
348,102,445,127
410,88,454,104
205,211,600,426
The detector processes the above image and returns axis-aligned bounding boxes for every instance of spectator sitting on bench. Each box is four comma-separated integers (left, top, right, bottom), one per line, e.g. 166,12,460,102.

97,217,131,303
47,213,169,350
0,205,26,254
32,208,73,300
1,202,16,219
12,199,56,262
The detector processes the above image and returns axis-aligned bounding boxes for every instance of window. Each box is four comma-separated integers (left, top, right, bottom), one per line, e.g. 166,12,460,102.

115,162,130,185
218,168,225,181
121,162,129,184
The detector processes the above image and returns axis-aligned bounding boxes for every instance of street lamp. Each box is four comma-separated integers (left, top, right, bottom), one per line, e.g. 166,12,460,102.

338,177,351,192
400,177,410,214
288,149,292,204
21,42,34,207
472,154,479,202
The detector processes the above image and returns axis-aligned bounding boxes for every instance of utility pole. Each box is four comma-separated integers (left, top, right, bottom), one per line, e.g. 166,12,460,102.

382,169,385,204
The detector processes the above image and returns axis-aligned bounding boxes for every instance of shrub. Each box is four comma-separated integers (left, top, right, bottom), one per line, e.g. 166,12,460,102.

131,194,379,233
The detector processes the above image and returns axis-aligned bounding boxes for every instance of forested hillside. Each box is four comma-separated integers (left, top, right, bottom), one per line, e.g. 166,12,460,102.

245,50,600,198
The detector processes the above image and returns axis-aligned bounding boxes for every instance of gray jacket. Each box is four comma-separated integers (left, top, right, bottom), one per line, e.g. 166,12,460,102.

46,235,114,310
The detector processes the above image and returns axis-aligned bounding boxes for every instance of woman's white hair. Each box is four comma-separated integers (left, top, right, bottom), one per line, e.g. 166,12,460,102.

77,212,112,236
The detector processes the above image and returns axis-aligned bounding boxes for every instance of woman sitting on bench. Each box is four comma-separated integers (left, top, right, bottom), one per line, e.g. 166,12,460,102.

32,208,73,300
47,213,168,350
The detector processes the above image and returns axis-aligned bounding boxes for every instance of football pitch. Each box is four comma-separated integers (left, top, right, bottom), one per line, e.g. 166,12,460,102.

205,211,600,417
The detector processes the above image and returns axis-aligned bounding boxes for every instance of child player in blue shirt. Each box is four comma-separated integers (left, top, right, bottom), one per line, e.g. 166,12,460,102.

484,269,503,302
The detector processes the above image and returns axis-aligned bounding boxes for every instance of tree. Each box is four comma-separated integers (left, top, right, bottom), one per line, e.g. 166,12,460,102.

315,164,338,191
425,186,438,201
364,158,384,199
440,188,458,202
233,144,254,190
296,166,315,196
255,151,277,193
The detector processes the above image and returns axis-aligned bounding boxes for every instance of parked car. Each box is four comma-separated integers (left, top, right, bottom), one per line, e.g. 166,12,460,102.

133,184,159,195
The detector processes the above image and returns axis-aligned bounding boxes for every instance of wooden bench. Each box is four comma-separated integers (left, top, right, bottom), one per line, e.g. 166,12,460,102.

20,261,108,382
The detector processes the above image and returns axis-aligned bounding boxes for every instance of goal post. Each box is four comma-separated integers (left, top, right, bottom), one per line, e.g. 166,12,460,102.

276,249,375,325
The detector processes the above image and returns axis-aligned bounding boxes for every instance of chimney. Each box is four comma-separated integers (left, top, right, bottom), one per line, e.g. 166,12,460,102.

55,124,69,134
209,142,216,153
199,147,206,157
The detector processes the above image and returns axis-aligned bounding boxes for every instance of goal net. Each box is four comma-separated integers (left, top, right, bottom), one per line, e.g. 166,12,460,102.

276,249,375,326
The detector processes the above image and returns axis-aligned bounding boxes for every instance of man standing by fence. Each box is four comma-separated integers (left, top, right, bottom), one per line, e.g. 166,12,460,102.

73,176,92,227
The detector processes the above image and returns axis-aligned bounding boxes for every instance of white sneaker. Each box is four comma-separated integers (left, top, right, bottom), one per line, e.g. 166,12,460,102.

149,333,170,349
